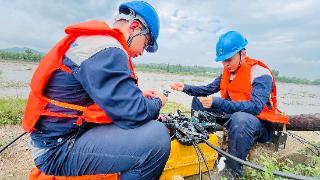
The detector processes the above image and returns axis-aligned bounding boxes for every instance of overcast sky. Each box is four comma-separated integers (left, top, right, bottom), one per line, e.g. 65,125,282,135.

0,0,319,79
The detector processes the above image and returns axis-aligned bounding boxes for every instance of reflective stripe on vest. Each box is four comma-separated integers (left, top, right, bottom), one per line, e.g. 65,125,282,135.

22,20,137,132
219,57,288,124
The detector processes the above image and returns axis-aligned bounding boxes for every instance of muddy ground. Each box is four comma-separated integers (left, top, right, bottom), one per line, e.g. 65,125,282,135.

0,60,319,179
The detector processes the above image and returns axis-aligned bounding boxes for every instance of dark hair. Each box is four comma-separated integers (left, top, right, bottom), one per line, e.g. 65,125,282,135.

239,48,246,59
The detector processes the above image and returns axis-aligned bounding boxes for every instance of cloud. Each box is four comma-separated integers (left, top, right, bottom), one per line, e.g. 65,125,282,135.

0,0,319,79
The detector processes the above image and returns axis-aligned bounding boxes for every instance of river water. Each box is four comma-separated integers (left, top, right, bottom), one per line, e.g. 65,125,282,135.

1,60,319,115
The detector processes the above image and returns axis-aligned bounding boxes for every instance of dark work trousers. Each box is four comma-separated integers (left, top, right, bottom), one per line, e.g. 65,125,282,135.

191,96,273,176
33,120,171,180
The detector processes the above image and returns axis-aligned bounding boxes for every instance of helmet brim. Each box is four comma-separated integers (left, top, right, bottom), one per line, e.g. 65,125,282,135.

216,50,238,62
146,40,158,53
215,40,247,62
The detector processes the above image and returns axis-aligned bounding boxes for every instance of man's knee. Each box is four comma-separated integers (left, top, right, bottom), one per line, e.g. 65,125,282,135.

143,121,171,155
229,112,256,129
131,121,171,177
191,96,205,111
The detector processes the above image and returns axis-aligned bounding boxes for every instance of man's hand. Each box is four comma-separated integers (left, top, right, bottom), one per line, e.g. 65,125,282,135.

170,82,184,91
154,91,168,107
143,90,157,98
198,97,213,108
143,90,156,98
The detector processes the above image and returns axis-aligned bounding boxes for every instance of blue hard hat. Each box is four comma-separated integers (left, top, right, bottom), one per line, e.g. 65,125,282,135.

119,1,160,53
215,31,248,62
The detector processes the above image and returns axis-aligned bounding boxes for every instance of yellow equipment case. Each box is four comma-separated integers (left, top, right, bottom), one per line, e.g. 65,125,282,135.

160,134,219,179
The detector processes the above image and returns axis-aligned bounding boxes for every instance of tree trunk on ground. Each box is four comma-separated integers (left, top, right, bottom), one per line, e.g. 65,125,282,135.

215,113,320,131
273,113,320,131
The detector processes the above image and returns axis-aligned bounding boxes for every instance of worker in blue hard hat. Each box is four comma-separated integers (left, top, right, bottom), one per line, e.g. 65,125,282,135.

171,30,287,178
26,1,170,179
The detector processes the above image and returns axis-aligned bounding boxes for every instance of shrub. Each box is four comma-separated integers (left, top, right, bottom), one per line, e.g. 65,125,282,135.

0,98,26,125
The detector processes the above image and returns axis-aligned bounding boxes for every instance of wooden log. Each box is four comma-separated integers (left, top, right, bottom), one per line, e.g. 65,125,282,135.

273,113,320,131
215,113,320,131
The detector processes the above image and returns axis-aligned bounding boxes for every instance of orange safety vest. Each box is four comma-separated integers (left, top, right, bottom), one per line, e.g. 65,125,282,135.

25,20,139,180
29,167,119,180
220,57,288,124
22,20,137,133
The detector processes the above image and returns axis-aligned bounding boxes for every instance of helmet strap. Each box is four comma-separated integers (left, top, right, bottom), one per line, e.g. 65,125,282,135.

127,35,133,47
116,9,150,48
234,51,243,73
239,51,242,66
127,28,149,47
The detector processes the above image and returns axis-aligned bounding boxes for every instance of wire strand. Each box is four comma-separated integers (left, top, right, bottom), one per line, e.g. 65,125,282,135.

192,142,202,180
194,142,214,180
0,132,26,154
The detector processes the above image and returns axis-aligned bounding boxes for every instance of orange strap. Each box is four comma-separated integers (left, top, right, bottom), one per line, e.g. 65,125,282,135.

41,110,79,118
60,64,72,74
41,110,84,125
44,97,86,111
42,98,90,125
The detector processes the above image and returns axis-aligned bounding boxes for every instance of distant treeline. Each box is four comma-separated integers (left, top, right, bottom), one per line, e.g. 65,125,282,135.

134,63,222,77
0,50,43,62
271,69,320,85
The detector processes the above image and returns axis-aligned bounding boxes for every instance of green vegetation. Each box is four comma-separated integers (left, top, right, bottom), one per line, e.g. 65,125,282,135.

160,101,189,114
0,98,26,125
135,63,222,77
272,69,320,86
276,76,320,86
0,99,187,125
0,49,43,62
244,154,320,179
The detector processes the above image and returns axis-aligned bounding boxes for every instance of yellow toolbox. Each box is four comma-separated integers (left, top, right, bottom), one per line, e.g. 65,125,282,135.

160,134,219,179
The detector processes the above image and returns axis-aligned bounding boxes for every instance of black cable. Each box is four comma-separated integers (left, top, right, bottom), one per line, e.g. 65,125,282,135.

313,131,320,136
289,135,318,155
292,137,318,156
0,132,26,154
204,139,318,180
161,110,319,179
287,132,318,148
194,142,214,180
192,142,202,180
287,131,320,155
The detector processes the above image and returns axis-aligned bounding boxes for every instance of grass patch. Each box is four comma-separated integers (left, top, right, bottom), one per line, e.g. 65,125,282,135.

0,98,26,125
244,153,320,179
0,99,188,125
160,101,189,114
